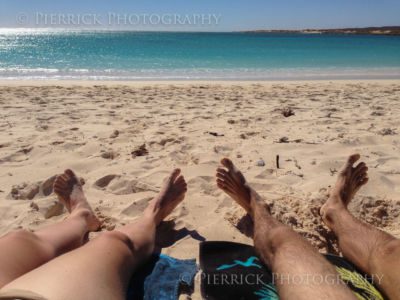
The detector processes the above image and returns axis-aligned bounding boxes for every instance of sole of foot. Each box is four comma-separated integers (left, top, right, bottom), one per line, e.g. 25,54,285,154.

145,169,187,225
216,158,259,215
53,169,101,231
320,154,369,227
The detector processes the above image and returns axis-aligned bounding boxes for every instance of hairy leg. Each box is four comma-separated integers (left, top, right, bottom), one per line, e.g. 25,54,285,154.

321,154,400,299
217,158,356,300
0,169,100,288
1,169,187,300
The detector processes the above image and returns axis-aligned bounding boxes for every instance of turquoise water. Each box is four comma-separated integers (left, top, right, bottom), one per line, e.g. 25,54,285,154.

1,29,400,80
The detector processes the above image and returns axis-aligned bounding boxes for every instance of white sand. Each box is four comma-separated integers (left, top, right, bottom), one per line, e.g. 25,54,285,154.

0,80,399,297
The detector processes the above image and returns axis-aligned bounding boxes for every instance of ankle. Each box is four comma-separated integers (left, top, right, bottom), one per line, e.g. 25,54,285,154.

321,204,346,228
248,198,257,219
71,207,92,220
69,197,90,212
143,203,160,224
250,197,270,219
324,193,346,211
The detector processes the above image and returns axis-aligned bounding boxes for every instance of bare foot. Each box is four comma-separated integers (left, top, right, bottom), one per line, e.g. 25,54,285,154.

145,169,187,225
320,154,369,227
53,169,101,231
216,158,262,217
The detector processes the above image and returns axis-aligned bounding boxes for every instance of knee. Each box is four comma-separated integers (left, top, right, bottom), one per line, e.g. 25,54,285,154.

97,231,134,251
4,229,38,243
3,229,55,257
97,230,155,258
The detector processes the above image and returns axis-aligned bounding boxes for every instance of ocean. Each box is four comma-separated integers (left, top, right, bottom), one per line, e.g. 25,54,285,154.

1,29,400,80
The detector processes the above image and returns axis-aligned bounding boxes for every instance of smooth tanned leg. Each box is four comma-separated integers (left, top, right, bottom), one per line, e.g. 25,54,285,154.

1,169,187,300
0,169,100,288
217,158,356,300
321,154,400,299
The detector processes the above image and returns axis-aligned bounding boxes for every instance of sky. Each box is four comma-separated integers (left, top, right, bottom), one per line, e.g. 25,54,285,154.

0,0,399,31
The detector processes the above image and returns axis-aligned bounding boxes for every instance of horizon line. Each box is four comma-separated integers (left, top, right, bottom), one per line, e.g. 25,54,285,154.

0,25,400,33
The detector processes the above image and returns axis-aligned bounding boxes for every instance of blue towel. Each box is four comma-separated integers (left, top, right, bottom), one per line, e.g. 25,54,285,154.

128,253,198,300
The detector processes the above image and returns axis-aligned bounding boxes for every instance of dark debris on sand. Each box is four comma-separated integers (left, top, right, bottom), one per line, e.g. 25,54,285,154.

207,131,225,137
282,107,295,117
131,144,149,158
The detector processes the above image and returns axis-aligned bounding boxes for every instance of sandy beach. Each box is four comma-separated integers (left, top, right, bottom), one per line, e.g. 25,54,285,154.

0,80,399,297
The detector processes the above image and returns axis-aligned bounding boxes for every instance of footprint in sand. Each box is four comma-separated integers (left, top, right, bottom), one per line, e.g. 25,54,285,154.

121,197,154,217
100,150,119,160
0,147,34,163
93,174,158,195
9,182,40,200
187,176,218,197
94,174,120,188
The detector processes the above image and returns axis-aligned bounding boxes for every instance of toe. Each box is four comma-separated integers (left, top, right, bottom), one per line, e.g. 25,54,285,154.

175,175,185,184
53,176,63,186
65,169,77,179
220,160,246,185
217,180,235,194
340,154,361,175
217,178,235,191
221,158,234,171
356,170,368,180
354,161,366,171
353,162,367,173
54,176,67,190
179,183,188,190
347,154,361,167
216,168,229,180
356,171,368,180
176,179,187,189
66,170,81,186
359,177,369,186
59,174,69,183
215,169,231,180
354,166,368,179
167,169,181,183
216,167,228,174
218,172,235,186
216,168,229,177
53,182,66,191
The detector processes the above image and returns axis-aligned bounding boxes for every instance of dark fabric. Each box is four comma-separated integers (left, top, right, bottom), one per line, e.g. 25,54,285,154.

200,241,275,300
128,253,197,300
199,241,385,300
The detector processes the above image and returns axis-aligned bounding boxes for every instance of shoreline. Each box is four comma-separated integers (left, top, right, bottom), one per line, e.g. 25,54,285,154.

0,78,399,86
1,71,399,82
2,67,400,83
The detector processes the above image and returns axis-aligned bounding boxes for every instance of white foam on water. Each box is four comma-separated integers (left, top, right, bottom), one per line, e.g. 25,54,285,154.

0,67,400,80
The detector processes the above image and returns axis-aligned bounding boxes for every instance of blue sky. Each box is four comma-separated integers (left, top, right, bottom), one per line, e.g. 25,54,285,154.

0,0,399,31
